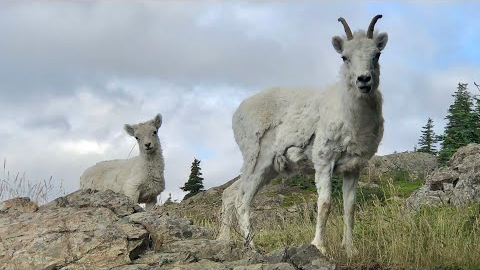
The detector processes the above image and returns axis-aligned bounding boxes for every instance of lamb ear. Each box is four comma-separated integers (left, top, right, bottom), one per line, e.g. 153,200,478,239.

376,33,388,51
332,36,344,54
153,114,162,129
124,124,135,136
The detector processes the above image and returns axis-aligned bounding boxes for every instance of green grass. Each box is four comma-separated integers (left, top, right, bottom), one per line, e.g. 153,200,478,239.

393,179,424,197
194,197,480,269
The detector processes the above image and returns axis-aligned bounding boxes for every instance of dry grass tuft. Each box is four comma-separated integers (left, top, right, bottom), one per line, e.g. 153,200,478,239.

0,159,65,204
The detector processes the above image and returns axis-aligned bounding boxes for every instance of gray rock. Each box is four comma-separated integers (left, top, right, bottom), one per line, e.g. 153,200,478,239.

133,251,184,267
366,151,438,182
0,206,149,270
109,265,151,270
0,185,337,270
170,259,233,270
41,189,142,217
161,239,260,263
266,244,335,270
0,197,38,214
407,143,480,210
426,167,459,190
232,263,296,270
127,212,214,251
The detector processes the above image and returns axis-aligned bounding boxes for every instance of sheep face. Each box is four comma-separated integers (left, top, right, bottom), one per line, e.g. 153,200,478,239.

124,114,162,155
332,17,388,94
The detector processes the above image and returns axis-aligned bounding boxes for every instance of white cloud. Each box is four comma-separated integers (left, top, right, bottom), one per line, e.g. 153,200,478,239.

58,139,111,155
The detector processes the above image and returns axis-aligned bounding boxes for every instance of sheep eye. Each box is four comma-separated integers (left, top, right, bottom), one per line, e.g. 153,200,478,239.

341,56,349,63
135,136,139,140
153,131,157,135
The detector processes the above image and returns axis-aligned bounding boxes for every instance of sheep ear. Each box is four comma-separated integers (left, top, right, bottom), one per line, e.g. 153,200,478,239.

124,124,135,136
376,33,388,51
332,36,344,54
153,114,162,129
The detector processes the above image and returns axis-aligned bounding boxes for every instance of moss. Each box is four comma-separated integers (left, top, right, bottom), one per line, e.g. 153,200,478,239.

393,179,424,197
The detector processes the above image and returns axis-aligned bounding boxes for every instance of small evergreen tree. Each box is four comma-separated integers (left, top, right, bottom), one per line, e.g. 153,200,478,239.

417,118,438,155
473,82,480,142
438,83,477,162
164,193,174,205
180,158,205,200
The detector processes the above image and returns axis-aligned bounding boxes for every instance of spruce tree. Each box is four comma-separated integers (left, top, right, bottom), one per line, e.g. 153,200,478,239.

180,158,205,200
473,82,480,142
417,118,438,155
438,83,477,162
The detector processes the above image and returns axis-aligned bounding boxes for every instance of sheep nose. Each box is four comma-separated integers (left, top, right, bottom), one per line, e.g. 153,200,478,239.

145,142,151,148
357,75,371,83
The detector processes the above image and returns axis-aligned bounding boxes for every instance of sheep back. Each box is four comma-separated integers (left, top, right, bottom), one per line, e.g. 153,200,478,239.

80,156,143,194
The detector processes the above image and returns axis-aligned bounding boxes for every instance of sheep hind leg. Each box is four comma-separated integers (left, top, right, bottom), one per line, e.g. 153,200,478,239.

342,170,360,258
236,170,269,249
311,163,333,256
217,179,242,241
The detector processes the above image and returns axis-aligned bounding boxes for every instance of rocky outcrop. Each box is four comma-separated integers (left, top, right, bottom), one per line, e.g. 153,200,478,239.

0,190,149,270
407,144,480,210
365,152,437,182
0,189,334,270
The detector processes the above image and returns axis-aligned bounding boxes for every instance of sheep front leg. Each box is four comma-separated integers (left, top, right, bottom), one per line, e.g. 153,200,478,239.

123,183,140,205
145,199,157,211
342,170,359,257
311,163,333,255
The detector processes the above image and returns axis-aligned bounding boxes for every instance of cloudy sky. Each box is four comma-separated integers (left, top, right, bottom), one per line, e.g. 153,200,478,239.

1,1,479,203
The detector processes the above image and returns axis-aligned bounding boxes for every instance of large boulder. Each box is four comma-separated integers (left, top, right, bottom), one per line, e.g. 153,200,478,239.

365,151,437,182
0,190,149,270
407,143,480,210
0,189,335,270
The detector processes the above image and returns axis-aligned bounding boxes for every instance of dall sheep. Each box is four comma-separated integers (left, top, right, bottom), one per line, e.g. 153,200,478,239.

80,114,165,210
217,15,388,257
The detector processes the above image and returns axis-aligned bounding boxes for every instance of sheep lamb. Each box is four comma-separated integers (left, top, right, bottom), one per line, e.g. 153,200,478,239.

80,114,165,211
217,15,388,257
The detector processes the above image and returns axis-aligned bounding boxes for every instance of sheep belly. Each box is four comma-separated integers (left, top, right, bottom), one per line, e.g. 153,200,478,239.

234,87,326,174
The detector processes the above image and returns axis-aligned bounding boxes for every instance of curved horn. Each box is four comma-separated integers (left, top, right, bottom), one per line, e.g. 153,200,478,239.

367,14,382,39
338,17,353,40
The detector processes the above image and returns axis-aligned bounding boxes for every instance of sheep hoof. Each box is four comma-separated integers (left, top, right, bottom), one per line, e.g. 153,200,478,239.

311,241,327,256
345,246,359,258
342,242,359,258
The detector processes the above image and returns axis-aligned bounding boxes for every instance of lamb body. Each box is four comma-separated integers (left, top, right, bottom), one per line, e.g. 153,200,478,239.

218,15,388,257
80,114,165,210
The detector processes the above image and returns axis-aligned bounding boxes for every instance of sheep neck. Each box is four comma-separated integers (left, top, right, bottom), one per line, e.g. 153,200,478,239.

338,81,383,130
139,148,164,182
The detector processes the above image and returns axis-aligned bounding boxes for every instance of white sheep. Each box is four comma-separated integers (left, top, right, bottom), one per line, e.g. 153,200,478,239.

80,114,165,211
217,15,388,257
